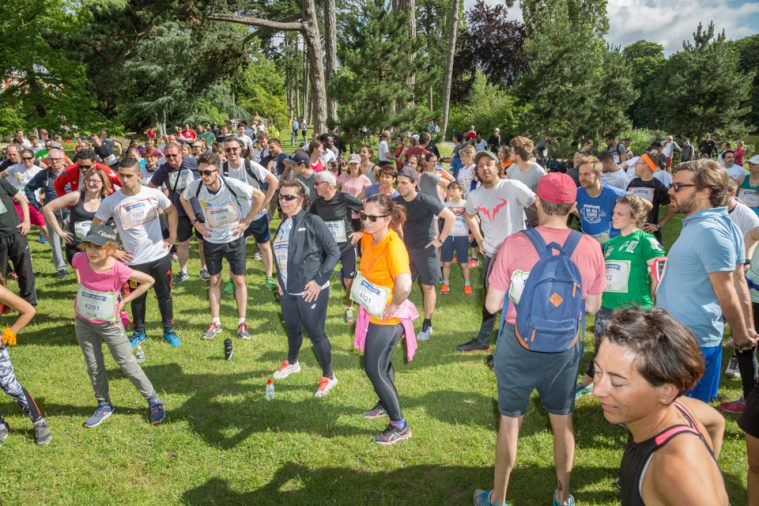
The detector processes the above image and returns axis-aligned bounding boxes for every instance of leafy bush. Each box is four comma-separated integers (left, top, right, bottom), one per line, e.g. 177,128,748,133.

448,71,522,141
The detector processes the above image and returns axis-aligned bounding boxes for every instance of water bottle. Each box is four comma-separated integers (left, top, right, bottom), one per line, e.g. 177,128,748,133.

135,345,145,362
265,379,275,400
224,338,234,361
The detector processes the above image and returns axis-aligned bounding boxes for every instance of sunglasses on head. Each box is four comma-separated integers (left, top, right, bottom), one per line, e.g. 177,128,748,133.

278,194,300,201
360,212,389,222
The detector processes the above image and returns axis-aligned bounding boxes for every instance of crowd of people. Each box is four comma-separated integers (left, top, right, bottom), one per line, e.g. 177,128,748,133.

0,123,757,505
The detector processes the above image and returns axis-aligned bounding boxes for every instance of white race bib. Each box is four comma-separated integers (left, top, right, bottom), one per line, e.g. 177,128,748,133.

117,199,158,230
203,201,240,228
75,287,117,321
738,188,759,208
591,231,611,245
350,272,391,319
325,220,347,243
605,260,631,293
508,270,530,304
74,220,93,241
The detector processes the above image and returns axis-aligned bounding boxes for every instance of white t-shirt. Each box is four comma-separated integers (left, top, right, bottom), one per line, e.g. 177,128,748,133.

726,164,748,181
320,149,337,167
224,159,268,220
465,178,536,257
95,187,172,265
182,177,254,244
729,201,759,237
378,140,390,162
602,168,630,190
4,163,41,192
457,164,476,196
446,200,469,236
653,170,672,187
237,134,254,151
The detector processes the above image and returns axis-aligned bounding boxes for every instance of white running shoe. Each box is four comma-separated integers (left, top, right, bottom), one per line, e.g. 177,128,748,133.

273,360,301,380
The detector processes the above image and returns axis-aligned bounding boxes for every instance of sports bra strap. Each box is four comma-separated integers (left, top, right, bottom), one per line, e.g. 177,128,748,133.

654,425,700,447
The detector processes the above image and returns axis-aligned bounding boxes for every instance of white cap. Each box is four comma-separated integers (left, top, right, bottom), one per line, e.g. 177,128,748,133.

749,155,759,165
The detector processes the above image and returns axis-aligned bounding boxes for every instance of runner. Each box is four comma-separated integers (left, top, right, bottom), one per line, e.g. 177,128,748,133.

440,182,472,296
2,148,48,242
0,171,36,306
593,307,729,506
72,224,166,428
53,148,121,196
337,154,372,230
576,155,628,247
737,155,759,217
271,180,340,398
354,194,416,444
0,273,51,445
179,152,265,341
626,152,676,243
93,158,181,347
393,167,455,341
361,166,399,200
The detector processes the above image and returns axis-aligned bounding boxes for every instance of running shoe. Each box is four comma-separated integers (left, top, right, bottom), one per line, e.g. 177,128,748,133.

720,398,746,414
417,326,432,342
203,322,222,341
373,421,412,445
199,267,210,282
56,269,68,280
473,489,508,506
237,322,251,340
149,400,165,424
265,277,278,291
464,284,473,295
456,338,490,353
0,420,9,445
575,382,593,400
440,283,450,294
343,306,356,324
725,357,740,378
468,259,479,269
129,330,146,348
363,402,388,419
171,252,179,262
254,250,263,261
315,376,338,398
8,271,17,280
83,402,114,428
272,360,301,380
162,329,181,347
34,419,52,446
223,279,234,294
174,271,190,285
39,235,48,244
553,491,575,506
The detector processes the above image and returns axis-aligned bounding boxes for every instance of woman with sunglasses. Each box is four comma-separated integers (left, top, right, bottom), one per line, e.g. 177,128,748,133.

354,194,416,445
271,180,340,398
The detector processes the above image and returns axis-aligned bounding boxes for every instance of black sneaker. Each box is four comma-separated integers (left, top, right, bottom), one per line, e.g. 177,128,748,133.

456,338,490,353
56,269,68,280
363,402,388,419
373,422,412,445
34,419,52,446
224,338,234,361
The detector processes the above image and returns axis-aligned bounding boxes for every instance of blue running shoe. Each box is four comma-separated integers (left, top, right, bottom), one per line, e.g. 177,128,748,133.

83,403,114,428
553,491,575,506
129,330,146,348
149,400,165,424
39,235,48,244
473,489,508,506
162,329,181,347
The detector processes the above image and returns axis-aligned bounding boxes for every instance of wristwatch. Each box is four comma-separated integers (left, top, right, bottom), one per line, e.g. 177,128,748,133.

735,340,757,352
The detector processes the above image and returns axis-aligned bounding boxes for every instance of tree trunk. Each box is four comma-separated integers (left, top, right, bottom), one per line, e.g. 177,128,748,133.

393,0,416,113
303,47,309,124
441,0,459,140
324,0,339,125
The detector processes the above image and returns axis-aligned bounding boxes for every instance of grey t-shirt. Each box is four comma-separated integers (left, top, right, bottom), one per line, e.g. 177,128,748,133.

506,163,545,225
419,171,443,203
393,192,445,250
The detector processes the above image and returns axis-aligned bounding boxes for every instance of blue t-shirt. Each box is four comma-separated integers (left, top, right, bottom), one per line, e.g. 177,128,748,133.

364,184,399,199
656,207,744,348
576,184,628,244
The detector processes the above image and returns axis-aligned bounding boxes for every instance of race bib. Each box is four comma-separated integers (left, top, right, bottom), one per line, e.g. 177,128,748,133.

75,287,117,321
605,260,631,293
508,270,530,304
117,199,158,230
203,201,240,228
0,198,7,215
738,188,759,208
591,231,611,245
629,187,655,203
350,272,391,319
325,220,347,243
74,220,93,241
613,154,620,164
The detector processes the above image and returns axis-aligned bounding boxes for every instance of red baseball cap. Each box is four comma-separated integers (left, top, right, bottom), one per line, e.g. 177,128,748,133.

536,172,577,205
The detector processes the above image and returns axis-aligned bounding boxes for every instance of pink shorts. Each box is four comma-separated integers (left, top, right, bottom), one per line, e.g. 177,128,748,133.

14,201,46,227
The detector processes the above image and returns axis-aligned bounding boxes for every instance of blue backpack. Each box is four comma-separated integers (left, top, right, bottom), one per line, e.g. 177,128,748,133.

501,228,585,353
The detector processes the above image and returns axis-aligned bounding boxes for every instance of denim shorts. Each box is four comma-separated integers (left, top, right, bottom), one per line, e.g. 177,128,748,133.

441,235,469,263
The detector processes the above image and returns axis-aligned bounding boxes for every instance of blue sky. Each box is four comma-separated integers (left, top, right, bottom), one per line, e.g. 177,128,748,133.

472,0,759,55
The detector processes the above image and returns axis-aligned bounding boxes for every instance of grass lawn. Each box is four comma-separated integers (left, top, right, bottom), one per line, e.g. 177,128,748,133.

0,204,751,504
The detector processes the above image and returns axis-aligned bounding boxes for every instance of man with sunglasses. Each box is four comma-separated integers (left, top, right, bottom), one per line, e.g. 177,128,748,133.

180,152,265,341
148,141,201,284
53,148,121,197
657,159,757,402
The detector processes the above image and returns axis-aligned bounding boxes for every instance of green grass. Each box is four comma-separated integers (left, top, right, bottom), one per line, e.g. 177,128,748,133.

0,213,750,505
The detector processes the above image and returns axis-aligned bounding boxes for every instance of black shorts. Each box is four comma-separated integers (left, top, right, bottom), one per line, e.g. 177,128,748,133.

202,237,247,276
177,215,202,242
738,380,759,438
244,214,271,243
408,246,441,285
339,245,357,280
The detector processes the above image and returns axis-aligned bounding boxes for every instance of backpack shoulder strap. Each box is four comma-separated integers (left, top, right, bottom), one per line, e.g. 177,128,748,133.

524,227,548,257
219,174,239,200
194,178,202,199
562,230,583,257
221,161,229,176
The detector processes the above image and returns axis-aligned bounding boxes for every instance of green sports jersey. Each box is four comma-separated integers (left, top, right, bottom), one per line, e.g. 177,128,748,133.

601,229,664,310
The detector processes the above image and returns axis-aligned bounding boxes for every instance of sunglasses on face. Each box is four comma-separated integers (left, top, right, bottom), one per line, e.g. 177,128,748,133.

278,194,300,201
78,164,93,170
198,170,217,176
671,183,696,192
225,148,240,152
49,158,64,162
165,154,179,158
360,212,389,222
22,157,33,161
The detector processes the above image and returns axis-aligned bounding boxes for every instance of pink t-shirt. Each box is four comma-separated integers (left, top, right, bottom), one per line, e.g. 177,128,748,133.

489,226,606,325
72,252,133,323
339,173,372,219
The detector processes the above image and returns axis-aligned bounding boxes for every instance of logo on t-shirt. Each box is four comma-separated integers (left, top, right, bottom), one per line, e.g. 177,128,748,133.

476,198,508,222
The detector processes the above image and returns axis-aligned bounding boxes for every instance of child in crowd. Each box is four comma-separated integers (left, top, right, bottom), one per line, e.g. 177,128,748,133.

440,182,472,295
71,224,166,428
456,146,480,265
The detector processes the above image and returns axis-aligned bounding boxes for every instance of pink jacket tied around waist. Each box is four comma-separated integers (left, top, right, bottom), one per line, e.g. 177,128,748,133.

354,300,420,361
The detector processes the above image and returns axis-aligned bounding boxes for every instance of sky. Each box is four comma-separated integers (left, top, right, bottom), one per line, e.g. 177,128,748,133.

471,0,759,55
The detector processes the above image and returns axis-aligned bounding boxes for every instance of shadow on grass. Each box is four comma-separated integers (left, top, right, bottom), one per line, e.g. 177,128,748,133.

181,462,620,505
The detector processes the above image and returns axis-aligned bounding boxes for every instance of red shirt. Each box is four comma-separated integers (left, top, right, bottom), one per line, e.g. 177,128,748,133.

54,163,121,197
465,131,477,139
404,145,430,162
735,146,746,166
179,129,197,142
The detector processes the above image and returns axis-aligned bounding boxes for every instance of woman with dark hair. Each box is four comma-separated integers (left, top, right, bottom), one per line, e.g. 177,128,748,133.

593,307,729,506
308,140,326,173
353,194,417,445
271,180,340,398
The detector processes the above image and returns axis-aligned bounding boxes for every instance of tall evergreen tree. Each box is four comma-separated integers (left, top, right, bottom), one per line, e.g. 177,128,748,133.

592,45,636,137
623,40,665,128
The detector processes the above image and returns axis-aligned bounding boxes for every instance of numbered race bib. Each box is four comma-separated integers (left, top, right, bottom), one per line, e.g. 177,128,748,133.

203,201,240,228
350,272,391,319
613,154,620,164
74,220,93,241
508,270,530,304
591,230,611,245
117,199,158,230
0,198,7,215
75,287,117,321
605,260,631,293
629,187,655,203
738,188,759,208
325,220,347,243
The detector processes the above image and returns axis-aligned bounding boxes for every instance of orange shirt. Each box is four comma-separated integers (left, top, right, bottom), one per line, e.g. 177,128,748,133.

359,229,410,325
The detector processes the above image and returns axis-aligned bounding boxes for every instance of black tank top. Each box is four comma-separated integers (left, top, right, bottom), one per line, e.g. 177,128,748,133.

68,194,99,244
617,402,722,505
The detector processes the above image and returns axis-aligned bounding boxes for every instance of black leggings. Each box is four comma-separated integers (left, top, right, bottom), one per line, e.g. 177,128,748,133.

737,303,759,399
130,253,173,333
474,255,496,346
364,323,404,422
281,287,333,378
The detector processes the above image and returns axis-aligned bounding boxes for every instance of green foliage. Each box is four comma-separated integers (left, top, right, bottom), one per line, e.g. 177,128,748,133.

448,70,522,139
732,34,759,132
623,40,665,128
618,127,667,157
592,45,635,137
232,54,290,131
